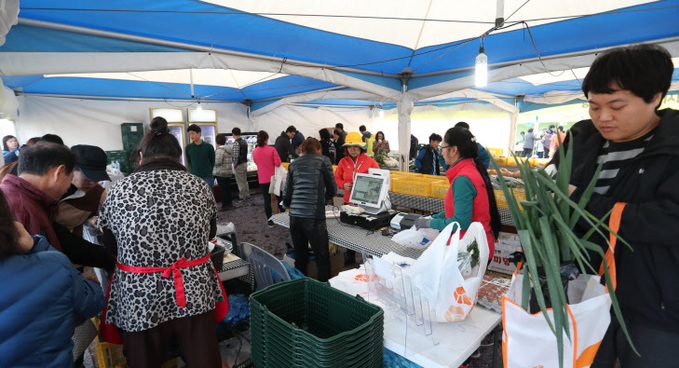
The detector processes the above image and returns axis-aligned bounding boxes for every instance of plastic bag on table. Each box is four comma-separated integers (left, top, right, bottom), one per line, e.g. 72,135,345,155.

408,221,489,322
391,227,439,249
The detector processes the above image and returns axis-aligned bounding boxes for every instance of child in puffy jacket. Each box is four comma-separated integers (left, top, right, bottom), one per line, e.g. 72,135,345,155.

0,189,105,367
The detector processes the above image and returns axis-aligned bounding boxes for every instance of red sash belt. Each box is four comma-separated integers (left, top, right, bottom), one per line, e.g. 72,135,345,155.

116,254,211,308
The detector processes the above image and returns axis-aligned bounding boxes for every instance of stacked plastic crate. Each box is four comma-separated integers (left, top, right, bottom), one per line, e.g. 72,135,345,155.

249,278,384,368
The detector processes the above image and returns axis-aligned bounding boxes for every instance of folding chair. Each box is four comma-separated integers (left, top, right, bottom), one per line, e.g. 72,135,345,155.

238,242,291,290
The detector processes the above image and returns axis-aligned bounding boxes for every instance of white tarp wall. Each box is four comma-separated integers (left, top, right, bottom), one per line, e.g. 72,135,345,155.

373,102,514,155
15,95,249,150
252,104,371,140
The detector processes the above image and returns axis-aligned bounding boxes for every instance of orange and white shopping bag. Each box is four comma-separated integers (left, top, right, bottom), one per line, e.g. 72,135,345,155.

409,221,490,322
502,202,626,368
502,273,612,368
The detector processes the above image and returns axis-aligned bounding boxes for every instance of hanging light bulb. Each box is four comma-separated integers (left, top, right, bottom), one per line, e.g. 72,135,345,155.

196,99,203,112
379,108,385,119
475,43,488,88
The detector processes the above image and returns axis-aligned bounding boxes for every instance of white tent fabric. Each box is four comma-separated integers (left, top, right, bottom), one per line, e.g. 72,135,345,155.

2,0,679,157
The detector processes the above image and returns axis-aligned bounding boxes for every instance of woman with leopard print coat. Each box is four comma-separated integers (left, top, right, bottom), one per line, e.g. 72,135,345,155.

97,117,227,367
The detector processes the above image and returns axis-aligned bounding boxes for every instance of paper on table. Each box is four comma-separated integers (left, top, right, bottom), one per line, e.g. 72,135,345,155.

223,253,241,263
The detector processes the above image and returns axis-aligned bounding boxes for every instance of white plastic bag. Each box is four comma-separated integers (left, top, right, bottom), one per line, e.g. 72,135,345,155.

269,165,287,196
391,227,439,249
408,221,489,322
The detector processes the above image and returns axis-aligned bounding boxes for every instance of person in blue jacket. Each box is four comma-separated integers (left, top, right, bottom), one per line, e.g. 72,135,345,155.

415,133,444,175
0,189,105,367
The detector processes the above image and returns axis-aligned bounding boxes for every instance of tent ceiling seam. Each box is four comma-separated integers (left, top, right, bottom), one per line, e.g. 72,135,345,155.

17,17,397,79
414,35,679,78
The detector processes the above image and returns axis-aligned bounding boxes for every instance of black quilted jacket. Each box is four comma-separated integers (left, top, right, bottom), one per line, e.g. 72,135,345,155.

283,153,337,219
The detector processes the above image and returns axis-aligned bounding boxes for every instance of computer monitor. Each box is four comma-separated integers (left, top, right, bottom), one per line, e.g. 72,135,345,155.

349,173,391,215
368,168,391,187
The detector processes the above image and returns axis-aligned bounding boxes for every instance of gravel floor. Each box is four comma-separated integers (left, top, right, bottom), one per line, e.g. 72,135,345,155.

217,193,291,259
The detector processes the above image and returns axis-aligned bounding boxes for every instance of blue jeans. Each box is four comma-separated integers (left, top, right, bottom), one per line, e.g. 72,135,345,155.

201,177,214,192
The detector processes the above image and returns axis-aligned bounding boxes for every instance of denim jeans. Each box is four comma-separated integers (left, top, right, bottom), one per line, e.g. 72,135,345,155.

290,216,330,282
201,176,214,192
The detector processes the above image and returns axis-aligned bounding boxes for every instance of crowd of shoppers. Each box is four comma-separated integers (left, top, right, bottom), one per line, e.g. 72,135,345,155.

0,42,674,367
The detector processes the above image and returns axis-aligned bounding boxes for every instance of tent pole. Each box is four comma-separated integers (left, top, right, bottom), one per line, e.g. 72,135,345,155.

508,110,518,158
397,92,414,172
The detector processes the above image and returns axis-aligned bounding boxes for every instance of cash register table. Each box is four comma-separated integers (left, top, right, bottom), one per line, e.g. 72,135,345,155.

330,267,502,368
389,192,515,227
269,210,424,259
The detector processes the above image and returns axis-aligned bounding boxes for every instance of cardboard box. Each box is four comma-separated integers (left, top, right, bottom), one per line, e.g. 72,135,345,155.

283,251,344,280
487,231,521,274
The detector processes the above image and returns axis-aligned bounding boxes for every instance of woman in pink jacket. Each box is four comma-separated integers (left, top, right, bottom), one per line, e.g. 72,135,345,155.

252,130,282,227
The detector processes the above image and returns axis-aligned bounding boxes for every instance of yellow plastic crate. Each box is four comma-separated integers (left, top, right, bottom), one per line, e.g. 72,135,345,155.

494,189,526,209
431,180,450,199
390,171,424,178
493,157,508,166
391,177,433,197
93,319,179,368
487,147,504,156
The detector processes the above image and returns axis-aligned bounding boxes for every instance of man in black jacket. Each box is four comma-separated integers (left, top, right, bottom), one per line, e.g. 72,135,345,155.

232,127,250,201
553,44,679,367
274,125,297,163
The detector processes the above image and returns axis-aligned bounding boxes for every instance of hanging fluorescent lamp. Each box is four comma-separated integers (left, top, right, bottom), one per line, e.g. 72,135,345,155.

475,42,488,88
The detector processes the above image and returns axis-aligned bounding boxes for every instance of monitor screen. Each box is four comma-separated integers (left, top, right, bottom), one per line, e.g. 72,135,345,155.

350,174,386,208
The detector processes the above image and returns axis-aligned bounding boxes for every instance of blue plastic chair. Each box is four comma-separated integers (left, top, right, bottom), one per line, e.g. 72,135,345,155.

238,242,291,290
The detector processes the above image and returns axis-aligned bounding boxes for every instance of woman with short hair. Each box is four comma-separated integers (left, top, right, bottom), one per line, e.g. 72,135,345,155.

213,133,234,211
283,138,337,281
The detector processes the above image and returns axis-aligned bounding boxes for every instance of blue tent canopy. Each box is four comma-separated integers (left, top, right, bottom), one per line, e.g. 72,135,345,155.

2,0,678,110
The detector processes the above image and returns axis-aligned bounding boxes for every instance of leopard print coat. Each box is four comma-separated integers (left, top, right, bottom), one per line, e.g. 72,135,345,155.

98,169,220,332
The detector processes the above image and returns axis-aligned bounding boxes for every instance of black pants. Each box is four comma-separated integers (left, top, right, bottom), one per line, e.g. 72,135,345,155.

592,317,679,368
215,176,233,207
259,183,276,220
120,311,221,368
523,148,533,157
290,216,330,282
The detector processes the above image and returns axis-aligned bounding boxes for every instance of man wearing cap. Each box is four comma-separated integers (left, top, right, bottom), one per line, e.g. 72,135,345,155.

54,144,111,236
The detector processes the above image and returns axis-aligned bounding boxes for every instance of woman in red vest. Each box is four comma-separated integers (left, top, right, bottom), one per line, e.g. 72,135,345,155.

415,126,501,257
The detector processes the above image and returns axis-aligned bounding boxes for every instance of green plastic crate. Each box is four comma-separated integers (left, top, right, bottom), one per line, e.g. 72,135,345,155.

121,122,144,152
250,278,383,368
105,150,130,174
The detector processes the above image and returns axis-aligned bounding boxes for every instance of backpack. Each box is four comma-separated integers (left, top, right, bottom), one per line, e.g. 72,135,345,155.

542,132,553,150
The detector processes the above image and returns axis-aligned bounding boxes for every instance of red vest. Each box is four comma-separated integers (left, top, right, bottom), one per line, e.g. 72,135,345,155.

445,159,495,255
